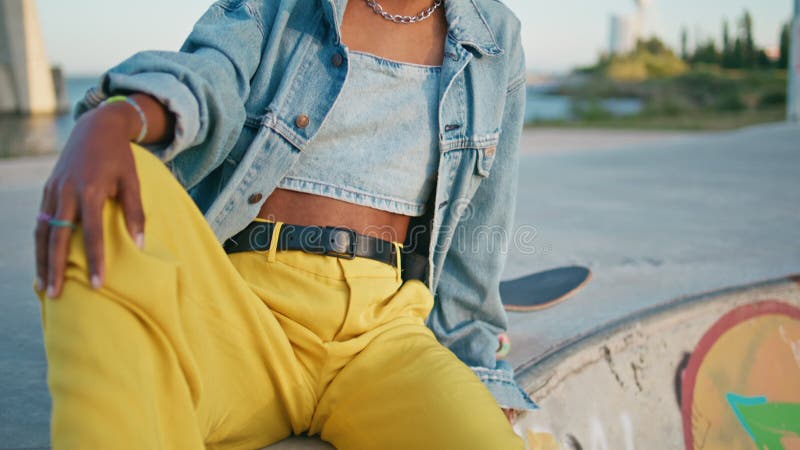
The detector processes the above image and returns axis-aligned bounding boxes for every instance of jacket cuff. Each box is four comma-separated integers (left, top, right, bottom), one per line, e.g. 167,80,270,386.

74,72,200,163
471,360,539,411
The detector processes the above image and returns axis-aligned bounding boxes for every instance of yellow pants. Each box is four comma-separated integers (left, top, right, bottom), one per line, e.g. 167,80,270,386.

33,144,523,450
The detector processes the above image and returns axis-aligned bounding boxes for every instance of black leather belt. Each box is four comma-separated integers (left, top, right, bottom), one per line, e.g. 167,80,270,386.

223,221,429,283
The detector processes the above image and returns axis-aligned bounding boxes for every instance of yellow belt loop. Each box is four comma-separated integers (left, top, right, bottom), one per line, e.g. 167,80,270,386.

394,242,403,283
267,221,284,263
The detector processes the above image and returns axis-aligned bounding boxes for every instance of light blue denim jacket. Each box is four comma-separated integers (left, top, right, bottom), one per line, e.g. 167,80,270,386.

278,49,442,217
76,0,537,411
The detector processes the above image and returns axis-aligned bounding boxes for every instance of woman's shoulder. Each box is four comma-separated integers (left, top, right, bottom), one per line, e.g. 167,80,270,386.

470,0,523,49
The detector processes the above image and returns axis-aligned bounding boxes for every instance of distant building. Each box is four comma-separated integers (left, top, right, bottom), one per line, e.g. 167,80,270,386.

609,15,636,55
634,0,653,37
0,0,67,115
609,0,653,56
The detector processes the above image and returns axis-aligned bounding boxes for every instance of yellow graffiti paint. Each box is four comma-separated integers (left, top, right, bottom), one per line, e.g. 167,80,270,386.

525,429,562,450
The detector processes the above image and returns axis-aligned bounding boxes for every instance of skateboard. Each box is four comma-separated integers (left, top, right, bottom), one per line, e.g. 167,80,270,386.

500,266,592,312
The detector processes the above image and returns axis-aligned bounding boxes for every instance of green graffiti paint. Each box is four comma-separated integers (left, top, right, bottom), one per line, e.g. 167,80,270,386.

728,393,800,449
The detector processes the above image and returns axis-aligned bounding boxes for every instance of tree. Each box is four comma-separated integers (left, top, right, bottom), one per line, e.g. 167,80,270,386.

731,37,744,68
692,39,721,65
681,11,771,70
778,22,790,69
638,37,671,55
721,19,735,68
756,49,771,68
681,27,689,61
738,10,756,68
722,19,731,53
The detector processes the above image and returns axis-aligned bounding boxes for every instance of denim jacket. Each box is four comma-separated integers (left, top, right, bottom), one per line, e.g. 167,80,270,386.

76,0,537,411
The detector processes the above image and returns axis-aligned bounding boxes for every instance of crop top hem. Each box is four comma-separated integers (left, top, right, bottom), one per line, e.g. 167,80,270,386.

278,176,427,217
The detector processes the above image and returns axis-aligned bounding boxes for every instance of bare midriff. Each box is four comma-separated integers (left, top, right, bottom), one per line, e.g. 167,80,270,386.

257,0,446,244
257,188,412,242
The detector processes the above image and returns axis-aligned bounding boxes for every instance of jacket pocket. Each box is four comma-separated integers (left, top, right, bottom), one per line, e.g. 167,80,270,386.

473,131,501,178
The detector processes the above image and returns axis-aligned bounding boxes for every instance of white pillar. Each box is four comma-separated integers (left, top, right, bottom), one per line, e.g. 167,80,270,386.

0,0,57,114
789,0,800,122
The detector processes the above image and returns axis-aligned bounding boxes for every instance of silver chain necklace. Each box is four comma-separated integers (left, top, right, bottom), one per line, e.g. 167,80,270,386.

364,0,443,24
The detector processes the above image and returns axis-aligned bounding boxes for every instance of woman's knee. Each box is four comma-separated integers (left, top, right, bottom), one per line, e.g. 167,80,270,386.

128,144,188,212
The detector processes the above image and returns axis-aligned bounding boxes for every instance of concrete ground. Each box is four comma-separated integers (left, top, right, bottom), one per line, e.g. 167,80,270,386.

1,124,798,449
505,123,800,368
518,127,690,155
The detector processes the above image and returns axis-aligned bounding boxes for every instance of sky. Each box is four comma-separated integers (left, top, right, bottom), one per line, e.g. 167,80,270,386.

37,0,793,75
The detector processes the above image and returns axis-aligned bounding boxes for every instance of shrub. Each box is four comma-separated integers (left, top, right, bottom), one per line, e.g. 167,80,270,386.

644,93,693,116
714,92,747,112
758,90,787,109
572,99,614,121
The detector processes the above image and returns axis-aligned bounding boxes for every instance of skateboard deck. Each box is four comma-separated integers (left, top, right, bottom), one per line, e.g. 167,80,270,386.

500,266,592,312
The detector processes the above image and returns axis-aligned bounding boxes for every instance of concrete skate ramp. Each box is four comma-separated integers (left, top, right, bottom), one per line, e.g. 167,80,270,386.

513,275,800,450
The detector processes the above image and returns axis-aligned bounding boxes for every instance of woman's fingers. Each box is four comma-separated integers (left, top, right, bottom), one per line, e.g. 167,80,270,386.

502,408,519,424
118,172,145,249
46,184,78,299
34,114,150,300
80,189,106,289
34,181,57,292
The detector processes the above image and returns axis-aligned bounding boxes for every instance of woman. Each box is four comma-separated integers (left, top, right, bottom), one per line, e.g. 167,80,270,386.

33,0,536,448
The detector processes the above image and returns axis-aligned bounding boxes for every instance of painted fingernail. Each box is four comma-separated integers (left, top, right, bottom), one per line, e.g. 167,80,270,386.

46,285,55,299
135,232,145,249
91,274,102,289
35,277,44,291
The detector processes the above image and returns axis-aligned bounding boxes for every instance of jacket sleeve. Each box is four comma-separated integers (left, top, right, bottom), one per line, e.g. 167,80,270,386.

428,32,537,411
74,0,265,188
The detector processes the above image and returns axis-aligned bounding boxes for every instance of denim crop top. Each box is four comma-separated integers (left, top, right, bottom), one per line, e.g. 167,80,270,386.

277,50,441,217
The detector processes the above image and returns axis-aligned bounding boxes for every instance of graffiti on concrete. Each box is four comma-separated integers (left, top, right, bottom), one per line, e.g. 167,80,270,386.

726,393,800,449
515,279,800,450
522,413,636,450
524,429,561,450
681,301,800,450
588,414,634,450
779,325,800,367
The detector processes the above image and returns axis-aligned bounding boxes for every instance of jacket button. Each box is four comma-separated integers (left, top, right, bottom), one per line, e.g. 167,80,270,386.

485,146,497,157
331,53,344,67
295,114,310,129
248,193,263,204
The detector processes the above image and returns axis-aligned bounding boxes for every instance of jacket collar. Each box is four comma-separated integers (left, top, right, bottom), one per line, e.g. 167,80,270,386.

322,0,504,56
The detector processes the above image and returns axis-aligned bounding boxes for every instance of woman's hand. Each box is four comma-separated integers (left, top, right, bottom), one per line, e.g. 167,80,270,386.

35,104,146,299
502,408,520,425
